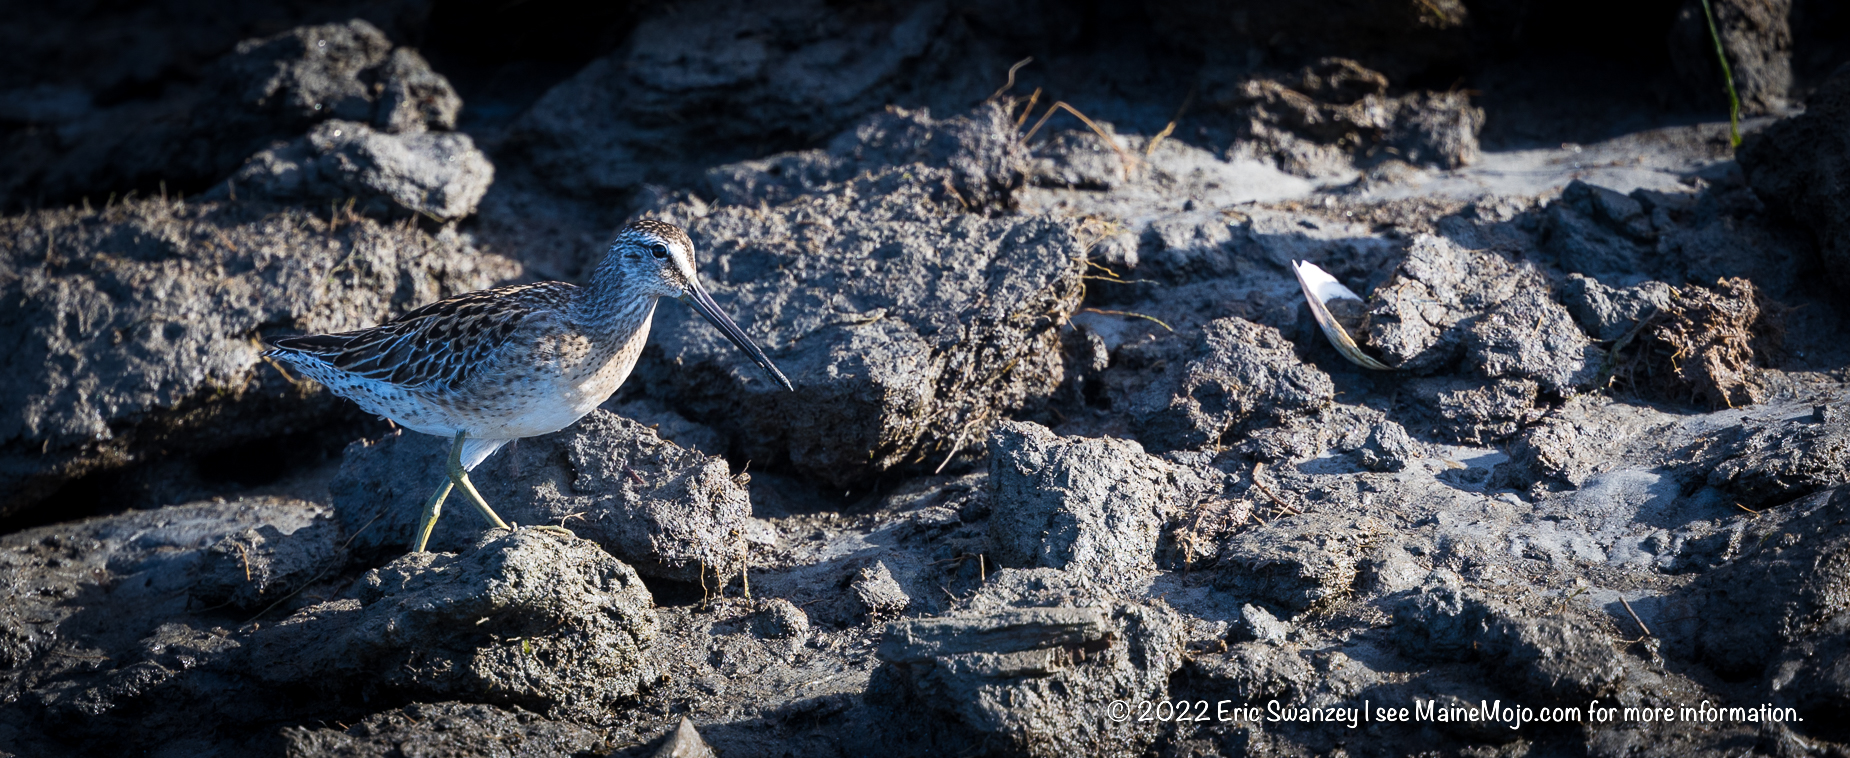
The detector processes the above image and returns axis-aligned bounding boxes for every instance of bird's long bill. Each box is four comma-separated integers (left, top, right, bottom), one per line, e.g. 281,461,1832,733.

680,284,795,391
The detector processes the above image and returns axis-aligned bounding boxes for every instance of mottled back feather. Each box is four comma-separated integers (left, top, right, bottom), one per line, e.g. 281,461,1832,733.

267,281,577,391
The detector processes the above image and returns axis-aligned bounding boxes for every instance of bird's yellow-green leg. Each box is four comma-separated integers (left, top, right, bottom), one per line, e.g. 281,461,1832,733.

411,479,454,553
441,431,574,541
446,430,511,531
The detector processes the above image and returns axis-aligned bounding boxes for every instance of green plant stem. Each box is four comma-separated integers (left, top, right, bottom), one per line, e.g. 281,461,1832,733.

1700,0,1743,148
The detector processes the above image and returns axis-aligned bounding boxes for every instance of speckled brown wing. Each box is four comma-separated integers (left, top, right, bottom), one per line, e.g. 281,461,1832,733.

267,282,577,391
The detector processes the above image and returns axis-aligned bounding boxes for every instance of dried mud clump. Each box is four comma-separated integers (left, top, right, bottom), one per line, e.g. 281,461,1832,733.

635,166,1087,490
1108,317,1335,453
1619,276,1781,409
1213,513,1379,617
1692,403,1850,509
219,119,495,220
873,588,1183,758
1220,58,1484,177
1,19,467,211
1365,234,1549,374
1669,0,1793,116
1669,486,1850,696
706,103,1029,211
1740,66,1850,294
191,497,348,611
509,1,997,196
246,531,659,719
987,421,1228,585
331,410,756,582
0,198,517,519
282,702,606,757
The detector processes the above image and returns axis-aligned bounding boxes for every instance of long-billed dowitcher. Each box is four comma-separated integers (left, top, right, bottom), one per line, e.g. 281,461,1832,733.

266,219,792,552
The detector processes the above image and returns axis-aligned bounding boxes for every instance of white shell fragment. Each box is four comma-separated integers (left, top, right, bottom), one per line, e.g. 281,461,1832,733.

1292,260,1395,371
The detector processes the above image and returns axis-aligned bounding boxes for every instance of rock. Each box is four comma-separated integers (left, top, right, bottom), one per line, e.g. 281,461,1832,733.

707,103,1028,211
1459,290,1604,396
1739,68,1850,294
1180,641,1315,704
1236,403,1419,467
1221,58,1394,178
1410,376,1547,445
1391,572,1495,663
652,717,719,758
0,198,518,519
1669,0,1792,115
633,167,1086,490
282,702,605,758
1656,184,1813,300
1,19,465,210
220,120,494,220
1693,408,1850,509
220,21,460,139
873,601,1183,758
1668,486,1850,682
1490,395,1672,491
191,497,347,611
246,530,658,718
1365,234,1548,373
30,620,244,735
330,410,755,583
751,598,811,642
987,421,1224,585
0,497,356,745
852,561,912,617
1214,513,1377,617
1393,573,1627,703
211,20,406,130
1356,542,1426,595
1229,603,1290,644
0,3,417,105
371,47,464,134
1220,59,1483,177
1383,90,1484,169
1355,417,1420,473
1107,317,1334,453
508,0,995,196
1768,631,1850,742
0,498,334,681
603,397,727,457
1540,180,1660,284
1561,274,1674,342
1486,615,1627,703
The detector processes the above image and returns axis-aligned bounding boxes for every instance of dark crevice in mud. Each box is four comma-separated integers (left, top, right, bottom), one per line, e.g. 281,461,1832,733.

638,575,723,609
0,414,384,536
420,0,645,138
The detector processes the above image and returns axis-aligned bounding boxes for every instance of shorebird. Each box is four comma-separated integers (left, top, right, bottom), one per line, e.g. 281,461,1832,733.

266,219,792,552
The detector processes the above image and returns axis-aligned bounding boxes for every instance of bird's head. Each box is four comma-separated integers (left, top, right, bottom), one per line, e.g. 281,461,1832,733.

604,219,794,391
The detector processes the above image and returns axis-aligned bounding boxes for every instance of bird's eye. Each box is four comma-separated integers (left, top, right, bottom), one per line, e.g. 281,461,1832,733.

650,243,669,259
